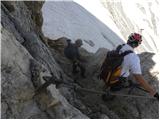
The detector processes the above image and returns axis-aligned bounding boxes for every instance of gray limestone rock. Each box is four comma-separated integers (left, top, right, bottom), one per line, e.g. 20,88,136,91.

1,1,89,118
1,27,48,119
1,1,159,119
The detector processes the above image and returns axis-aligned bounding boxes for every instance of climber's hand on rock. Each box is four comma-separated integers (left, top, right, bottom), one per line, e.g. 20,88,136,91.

154,92,159,100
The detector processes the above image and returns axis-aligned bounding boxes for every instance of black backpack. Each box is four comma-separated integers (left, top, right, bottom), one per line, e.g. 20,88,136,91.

99,44,133,86
64,40,79,60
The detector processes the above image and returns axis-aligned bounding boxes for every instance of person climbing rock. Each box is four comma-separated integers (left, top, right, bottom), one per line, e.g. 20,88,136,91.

101,33,159,100
64,39,86,78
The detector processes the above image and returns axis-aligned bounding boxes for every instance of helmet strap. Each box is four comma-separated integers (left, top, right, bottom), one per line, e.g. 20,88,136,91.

127,41,139,48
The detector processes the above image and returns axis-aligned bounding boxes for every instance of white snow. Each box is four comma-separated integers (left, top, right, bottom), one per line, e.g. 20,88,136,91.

120,0,160,52
42,0,124,53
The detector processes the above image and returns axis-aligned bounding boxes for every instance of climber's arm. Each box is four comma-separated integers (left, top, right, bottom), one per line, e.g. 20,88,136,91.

133,74,156,96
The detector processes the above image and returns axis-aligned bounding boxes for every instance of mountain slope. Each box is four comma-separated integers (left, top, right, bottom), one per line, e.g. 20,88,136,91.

1,1,159,119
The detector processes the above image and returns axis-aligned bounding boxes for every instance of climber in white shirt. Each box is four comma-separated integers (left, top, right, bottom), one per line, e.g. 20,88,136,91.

118,33,158,99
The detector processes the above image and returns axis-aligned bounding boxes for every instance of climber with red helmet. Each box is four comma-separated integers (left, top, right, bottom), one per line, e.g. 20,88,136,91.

106,33,158,100
127,33,142,47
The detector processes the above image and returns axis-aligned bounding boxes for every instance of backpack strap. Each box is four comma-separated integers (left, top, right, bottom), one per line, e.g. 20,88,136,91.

121,50,133,57
116,44,133,56
116,44,125,52
119,50,133,78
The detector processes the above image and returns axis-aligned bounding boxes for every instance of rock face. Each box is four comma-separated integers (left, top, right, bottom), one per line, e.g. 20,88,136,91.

1,1,88,119
1,27,48,119
1,1,159,119
51,41,159,119
41,2,159,118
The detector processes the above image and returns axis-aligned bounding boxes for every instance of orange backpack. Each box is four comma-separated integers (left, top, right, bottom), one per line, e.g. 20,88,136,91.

99,44,133,87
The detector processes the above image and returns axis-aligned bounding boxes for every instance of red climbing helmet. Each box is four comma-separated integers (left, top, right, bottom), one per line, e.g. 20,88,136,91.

128,33,142,44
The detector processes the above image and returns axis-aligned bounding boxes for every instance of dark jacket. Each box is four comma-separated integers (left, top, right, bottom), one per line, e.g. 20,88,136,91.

64,42,80,61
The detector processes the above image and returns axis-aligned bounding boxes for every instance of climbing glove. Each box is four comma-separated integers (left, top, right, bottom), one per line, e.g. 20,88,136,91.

154,92,159,100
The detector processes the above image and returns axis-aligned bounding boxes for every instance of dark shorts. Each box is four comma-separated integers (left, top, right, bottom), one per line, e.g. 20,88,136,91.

110,77,127,91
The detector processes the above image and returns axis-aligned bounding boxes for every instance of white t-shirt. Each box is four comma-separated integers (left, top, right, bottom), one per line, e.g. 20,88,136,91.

118,44,142,77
